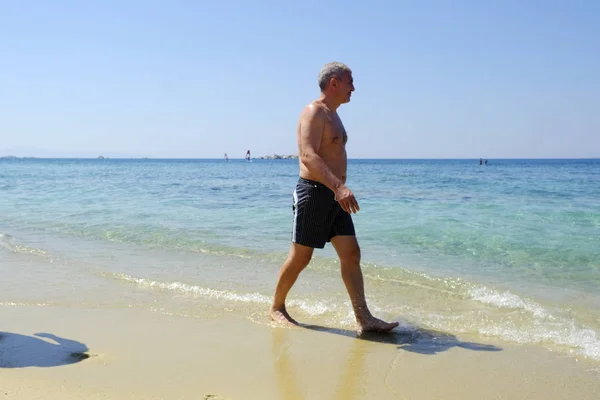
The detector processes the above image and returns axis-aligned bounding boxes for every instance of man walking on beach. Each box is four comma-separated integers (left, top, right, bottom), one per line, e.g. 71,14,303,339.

270,62,399,334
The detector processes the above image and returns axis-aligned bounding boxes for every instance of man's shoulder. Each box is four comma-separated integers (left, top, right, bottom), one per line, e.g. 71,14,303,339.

300,101,328,120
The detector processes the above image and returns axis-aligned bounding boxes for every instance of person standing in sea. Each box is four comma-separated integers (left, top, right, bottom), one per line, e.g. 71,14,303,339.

269,62,399,334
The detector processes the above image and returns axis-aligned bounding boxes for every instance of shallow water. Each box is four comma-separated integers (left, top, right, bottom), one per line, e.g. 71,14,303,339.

1,158,599,362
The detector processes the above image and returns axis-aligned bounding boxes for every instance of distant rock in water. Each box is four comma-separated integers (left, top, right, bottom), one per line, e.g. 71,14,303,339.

260,154,298,160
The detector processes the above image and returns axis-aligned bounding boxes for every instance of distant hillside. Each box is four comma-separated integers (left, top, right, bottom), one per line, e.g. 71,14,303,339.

260,154,298,160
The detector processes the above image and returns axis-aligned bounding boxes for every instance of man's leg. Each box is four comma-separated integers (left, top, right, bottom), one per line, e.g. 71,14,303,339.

270,242,314,325
330,235,399,334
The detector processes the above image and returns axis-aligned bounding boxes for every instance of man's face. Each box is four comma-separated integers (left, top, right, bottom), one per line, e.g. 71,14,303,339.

332,72,355,103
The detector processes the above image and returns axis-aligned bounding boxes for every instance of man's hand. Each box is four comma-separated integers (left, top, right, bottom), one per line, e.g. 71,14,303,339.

335,185,360,214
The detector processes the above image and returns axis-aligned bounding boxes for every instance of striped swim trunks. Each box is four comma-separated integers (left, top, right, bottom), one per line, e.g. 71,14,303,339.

291,177,356,249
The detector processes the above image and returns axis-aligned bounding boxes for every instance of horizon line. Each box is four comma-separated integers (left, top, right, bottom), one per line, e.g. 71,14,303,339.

2,156,599,161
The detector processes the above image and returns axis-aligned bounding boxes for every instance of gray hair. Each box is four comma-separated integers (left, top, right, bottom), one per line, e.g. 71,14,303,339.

318,62,351,90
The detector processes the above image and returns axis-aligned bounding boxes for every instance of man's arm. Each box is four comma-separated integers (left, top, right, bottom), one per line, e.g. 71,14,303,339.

298,105,359,214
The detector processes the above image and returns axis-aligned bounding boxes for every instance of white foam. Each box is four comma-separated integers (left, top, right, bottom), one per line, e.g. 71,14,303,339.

114,273,330,317
462,285,600,361
468,285,549,318
112,273,600,362
0,301,50,307
0,232,14,251
478,321,600,361
0,232,49,256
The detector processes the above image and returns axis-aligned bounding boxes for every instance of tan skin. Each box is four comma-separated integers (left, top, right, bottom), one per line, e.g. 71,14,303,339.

270,71,399,334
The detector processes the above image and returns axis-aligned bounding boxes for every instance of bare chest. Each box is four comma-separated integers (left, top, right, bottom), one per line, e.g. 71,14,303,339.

322,114,348,146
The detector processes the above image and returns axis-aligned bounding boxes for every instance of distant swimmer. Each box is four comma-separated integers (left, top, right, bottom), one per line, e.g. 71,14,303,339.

246,150,251,161
269,62,399,334
485,159,488,165
224,153,228,161
479,158,483,165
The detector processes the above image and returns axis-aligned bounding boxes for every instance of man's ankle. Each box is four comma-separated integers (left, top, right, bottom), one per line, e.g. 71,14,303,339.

354,308,373,323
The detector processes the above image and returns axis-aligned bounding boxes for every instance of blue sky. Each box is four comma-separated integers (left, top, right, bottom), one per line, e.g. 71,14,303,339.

1,0,598,158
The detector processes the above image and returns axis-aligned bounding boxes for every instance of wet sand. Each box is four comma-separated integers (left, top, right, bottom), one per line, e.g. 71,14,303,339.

1,305,599,400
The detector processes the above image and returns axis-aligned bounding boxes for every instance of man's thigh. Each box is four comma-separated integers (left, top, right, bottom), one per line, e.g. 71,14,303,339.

327,207,356,244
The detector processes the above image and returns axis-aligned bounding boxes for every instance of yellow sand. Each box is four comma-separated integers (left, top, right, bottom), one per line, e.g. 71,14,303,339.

1,305,599,400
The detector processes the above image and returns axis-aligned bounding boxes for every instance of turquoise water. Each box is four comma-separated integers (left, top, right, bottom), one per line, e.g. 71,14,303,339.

1,158,599,363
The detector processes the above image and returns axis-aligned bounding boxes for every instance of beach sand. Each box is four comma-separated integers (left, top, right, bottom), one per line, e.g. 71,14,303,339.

1,305,599,400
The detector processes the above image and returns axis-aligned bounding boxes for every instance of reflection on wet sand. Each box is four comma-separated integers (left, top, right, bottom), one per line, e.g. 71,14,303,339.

331,335,369,400
272,327,304,400
270,322,501,399
270,327,384,400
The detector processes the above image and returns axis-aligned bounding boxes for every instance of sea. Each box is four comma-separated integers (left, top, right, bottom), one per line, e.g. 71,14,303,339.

1,158,599,364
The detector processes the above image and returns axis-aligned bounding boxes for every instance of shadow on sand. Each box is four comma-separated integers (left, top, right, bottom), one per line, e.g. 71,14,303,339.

0,332,91,368
300,323,502,355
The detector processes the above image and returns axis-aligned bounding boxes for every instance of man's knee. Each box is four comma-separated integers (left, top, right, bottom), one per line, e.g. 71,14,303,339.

341,246,361,266
333,236,361,266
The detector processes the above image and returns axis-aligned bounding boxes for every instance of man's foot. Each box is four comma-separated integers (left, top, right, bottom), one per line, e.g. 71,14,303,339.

357,316,399,335
269,306,299,327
